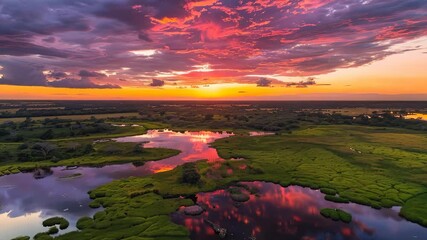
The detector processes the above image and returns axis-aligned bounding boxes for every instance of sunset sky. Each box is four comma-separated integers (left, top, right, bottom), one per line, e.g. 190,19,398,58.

0,0,426,100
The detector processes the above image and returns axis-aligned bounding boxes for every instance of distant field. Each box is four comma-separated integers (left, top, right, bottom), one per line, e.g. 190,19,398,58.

0,112,140,123
322,108,397,116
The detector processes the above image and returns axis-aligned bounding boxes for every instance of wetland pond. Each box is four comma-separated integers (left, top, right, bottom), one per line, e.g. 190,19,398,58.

0,130,426,239
172,182,427,240
0,130,231,239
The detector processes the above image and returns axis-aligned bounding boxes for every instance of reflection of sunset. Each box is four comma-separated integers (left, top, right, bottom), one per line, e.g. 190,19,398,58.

152,166,174,173
171,182,413,240
114,130,233,174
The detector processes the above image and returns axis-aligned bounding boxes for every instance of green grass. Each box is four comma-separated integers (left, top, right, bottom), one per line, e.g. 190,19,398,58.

9,124,427,239
320,208,352,223
42,217,69,230
400,193,427,226
11,237,30,240
0,142,180,177
0,112,140,123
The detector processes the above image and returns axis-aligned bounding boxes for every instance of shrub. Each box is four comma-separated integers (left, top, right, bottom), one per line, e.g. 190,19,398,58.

40,129,54,140
0,128,9,136
133,144,144,153
182,163,201,184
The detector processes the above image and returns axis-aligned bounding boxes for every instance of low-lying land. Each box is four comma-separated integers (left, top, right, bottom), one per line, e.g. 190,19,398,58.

2,101,427,239
12,124,426,240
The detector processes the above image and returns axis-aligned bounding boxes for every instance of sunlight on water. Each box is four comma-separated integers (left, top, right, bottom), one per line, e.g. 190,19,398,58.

404,113,427,121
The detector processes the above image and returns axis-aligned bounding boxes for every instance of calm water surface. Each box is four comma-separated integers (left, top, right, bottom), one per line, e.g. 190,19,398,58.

172,182,427,240
0,130,232,239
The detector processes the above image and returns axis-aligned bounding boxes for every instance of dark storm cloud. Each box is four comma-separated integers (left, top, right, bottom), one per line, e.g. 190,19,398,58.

78,70,107,78
48,78,121,89
0,60,121,89
256,78,272,87
285,77,318,88
149,79,165,87
0,40,69,58
48,71,68,79
0,0,426,87
0,61,47,86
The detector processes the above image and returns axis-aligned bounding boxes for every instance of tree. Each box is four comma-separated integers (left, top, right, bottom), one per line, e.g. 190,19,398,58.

0,128,9,137
182,163,201,184
133,143,144,153
204,114,214,121
40,129,54,140
32,142,57,160
83,144,95,154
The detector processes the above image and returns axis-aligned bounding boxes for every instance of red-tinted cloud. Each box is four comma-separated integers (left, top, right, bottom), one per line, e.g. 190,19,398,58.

0,0,426,88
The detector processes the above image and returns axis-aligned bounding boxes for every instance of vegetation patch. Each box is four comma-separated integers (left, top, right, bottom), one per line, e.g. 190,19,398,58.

42,217,69,230
181,163,201,184
11,237,30,240
324,195,350,203
400,193,427,227
320,208,352,223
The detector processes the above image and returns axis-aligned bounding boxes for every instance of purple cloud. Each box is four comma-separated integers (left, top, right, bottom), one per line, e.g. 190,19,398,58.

149,79,165,87
0,0,425,87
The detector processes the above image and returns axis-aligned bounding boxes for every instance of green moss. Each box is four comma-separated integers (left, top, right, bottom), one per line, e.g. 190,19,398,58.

34,232,54,240
400,193,427,227
47,226,59,235
8,125,427,239
89,200,101,209
42,217,69,230
11,237,30,240
320,188,337,195
0,141,180,177
324,195,350,203
76,217,95,230
320,208,352,223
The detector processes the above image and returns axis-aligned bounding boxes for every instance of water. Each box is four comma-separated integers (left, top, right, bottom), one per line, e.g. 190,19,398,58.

171,182,427,240
404,113,427,121
0,130,232,239
1,130,426,239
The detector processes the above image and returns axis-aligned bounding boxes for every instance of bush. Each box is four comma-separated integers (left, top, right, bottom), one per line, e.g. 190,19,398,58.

40,129,54,140
17,150,32,162
83,144,95,154
182,163,201,184
133,144,144,153
0,128,9,136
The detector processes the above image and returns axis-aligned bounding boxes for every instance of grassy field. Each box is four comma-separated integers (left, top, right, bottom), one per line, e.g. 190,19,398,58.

0,112,141,123
0,141,180,176
0,118,175,176
15,124,427,240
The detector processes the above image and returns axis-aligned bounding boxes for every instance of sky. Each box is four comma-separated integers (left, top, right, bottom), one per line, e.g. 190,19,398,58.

0,0,426,100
